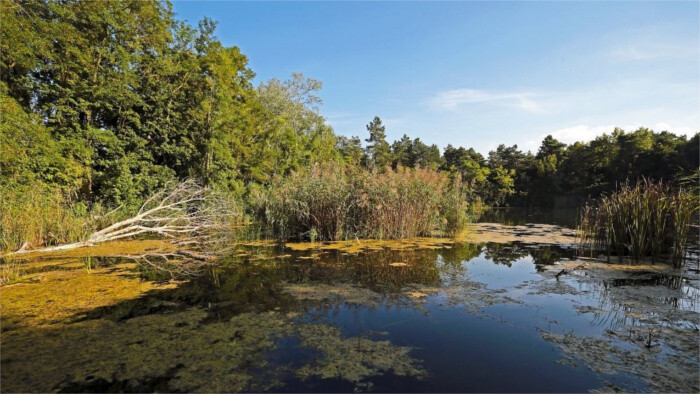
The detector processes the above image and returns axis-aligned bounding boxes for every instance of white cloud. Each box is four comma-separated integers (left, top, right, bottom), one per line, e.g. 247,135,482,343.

549,124,620,144
429,88,543,113
651,122,697,135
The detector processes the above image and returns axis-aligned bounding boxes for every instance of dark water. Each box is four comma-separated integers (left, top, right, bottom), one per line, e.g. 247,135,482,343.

478,207,579,228
31,242,696,393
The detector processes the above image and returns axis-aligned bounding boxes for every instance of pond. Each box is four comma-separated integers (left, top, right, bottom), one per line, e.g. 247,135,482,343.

1,239,698,393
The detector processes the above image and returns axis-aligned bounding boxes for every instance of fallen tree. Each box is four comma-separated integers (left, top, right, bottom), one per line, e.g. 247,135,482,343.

9,180,236,258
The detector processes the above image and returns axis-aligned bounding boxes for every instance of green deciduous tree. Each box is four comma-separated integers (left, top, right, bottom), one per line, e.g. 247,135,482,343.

1,1,339,205
256,73,338,180
441,145,489,193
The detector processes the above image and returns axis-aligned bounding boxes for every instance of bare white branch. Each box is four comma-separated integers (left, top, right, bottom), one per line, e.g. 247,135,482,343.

10,180,238,274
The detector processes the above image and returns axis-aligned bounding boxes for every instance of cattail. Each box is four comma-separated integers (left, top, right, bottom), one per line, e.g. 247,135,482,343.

578,178,699,267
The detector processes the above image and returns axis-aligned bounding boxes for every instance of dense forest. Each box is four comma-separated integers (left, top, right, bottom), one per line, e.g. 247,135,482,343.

1,1,698,246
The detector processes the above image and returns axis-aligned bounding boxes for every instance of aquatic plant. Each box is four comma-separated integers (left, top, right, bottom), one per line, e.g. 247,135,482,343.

351,165,449,239
578,179,699,267
84,255,93,274
254,163,352,240
255,162,472,241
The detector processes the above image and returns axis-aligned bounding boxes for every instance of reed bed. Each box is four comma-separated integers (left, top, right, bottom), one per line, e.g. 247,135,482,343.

2,184,87,252
578,179,699,267
255,163,471,241
0,183,121,252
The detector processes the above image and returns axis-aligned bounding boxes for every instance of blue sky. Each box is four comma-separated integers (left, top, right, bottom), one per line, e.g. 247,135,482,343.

172,1,699,155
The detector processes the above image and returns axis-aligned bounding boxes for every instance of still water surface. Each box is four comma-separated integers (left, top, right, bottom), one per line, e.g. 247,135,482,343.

26,241,693,393
478,207,579,228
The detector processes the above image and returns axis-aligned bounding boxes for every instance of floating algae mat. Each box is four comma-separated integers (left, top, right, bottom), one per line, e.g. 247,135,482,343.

1,238,698,392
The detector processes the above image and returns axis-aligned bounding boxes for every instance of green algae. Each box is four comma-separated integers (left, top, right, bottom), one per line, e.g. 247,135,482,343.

295,323,427,383
283,283,384,307
281,222,578,253
284,237,455,254
0,264,176,330
1,241,432,392
5,239,178,261
521,279,580,296
463,223,578,245
2,235,697,393
1,308,426,392
282,279,522,314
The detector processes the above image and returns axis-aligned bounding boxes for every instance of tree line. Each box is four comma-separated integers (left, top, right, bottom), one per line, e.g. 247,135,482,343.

339,117,698,207
2,0,698,213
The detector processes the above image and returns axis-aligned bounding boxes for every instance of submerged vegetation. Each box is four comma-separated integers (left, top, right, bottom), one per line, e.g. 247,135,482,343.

578,179,699,267
2,303,427,392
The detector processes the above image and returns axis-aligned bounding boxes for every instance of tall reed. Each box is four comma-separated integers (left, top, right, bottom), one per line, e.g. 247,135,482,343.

351,166,447,239
578,179,699,267
254,163,471,241
256,163,353,240
0,183,112,252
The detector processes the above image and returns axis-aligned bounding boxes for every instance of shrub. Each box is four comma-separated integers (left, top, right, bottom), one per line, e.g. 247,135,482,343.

578,179,699,267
